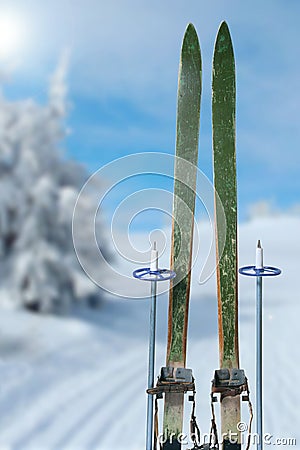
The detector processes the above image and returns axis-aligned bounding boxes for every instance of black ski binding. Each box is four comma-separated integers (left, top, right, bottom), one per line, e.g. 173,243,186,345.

212,368,247,399
147,366,195,396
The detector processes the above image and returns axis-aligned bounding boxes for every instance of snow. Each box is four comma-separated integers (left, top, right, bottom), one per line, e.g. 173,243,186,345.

0,215,299,449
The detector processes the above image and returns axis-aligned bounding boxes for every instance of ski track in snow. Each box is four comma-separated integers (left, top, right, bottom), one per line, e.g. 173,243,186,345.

0,217,299,449
11,350,144,448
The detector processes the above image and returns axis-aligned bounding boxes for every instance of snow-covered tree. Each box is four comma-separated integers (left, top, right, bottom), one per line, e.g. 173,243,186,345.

0,58,108,313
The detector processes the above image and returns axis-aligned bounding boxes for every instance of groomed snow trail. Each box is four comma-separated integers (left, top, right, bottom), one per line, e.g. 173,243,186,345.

0,216,299,449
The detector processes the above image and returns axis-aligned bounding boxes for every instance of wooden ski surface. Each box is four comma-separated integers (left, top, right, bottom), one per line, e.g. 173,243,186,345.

167,23,201,367
163,23,201,449
212,21,239,370
212,21,241,447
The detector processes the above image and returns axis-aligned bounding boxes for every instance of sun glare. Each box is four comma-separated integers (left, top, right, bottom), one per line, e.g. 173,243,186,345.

0,12,25,59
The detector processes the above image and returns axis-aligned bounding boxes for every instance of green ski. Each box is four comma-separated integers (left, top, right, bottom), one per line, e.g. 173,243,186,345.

212,21,249,450
213,20,239,374
161,23,202,450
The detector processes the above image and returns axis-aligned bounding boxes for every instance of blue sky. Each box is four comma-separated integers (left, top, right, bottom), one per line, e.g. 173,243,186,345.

1,0,300,224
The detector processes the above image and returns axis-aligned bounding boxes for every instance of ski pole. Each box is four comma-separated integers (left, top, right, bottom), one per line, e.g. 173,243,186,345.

256,241,263,450
239,241,281,450
147,243,158,450
133,244,176,450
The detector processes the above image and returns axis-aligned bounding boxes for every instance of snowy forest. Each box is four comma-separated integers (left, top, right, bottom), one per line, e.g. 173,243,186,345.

0,60,108,314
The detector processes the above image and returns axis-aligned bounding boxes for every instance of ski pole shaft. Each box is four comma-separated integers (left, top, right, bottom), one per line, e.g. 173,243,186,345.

256,275,263,450
239,241,281,450
133,243,176,450
146,279,157,450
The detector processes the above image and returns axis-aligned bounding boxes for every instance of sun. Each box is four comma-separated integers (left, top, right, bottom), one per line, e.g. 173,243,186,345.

0,12,24,59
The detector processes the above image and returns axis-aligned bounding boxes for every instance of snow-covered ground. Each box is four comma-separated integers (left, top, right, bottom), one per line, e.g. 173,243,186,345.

0,215,299,449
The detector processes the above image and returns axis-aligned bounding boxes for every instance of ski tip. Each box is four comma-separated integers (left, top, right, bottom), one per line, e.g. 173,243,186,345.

218,20,230,36
182,22,200,55
214,20,234,56
257,239,262,248
185,22,197,35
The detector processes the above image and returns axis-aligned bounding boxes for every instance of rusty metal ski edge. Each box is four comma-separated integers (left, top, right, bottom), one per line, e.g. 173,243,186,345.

160,23,201,450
